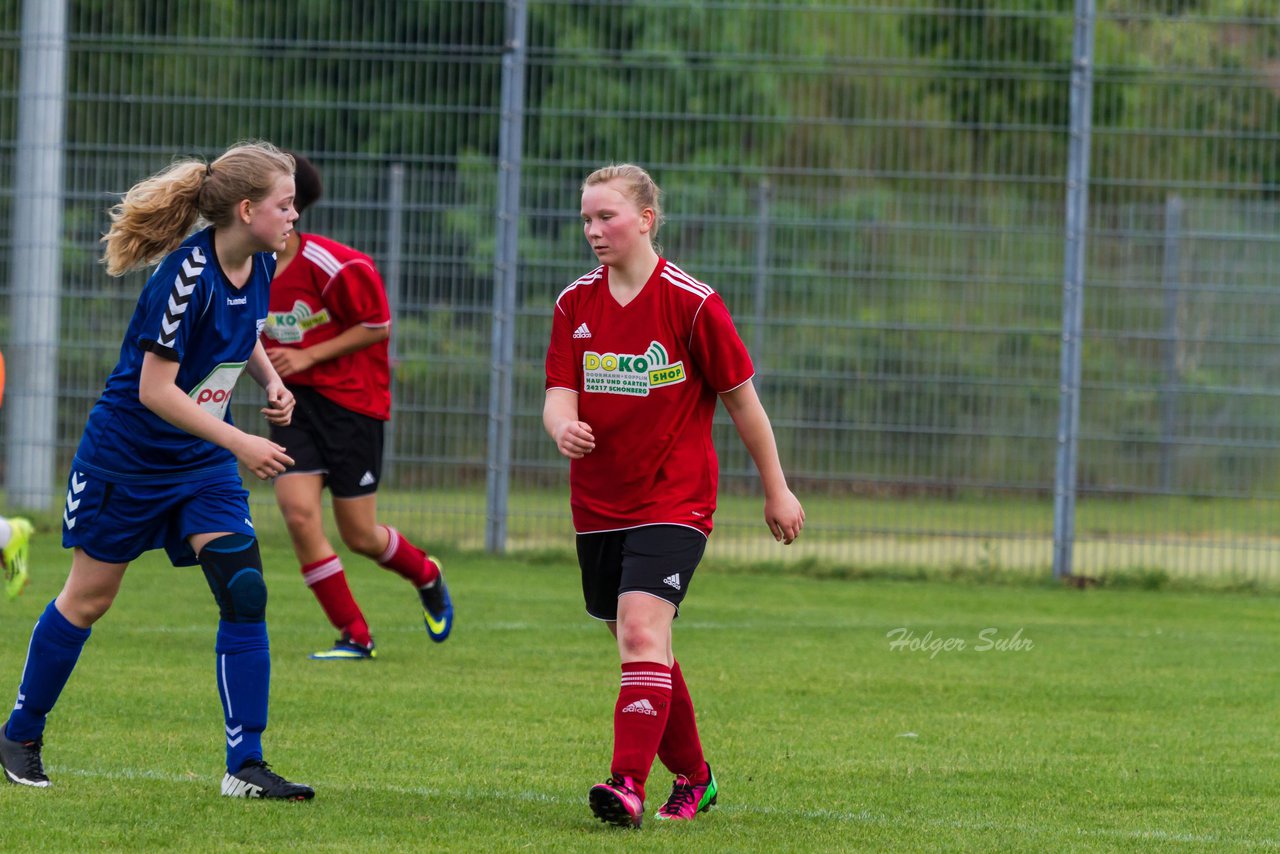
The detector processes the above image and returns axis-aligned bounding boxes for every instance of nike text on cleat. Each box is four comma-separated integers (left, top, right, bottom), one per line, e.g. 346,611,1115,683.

221,760,314,800
0,731,50,787
654,764,717,821
309,633,376,660
2,517,34,601
418,559,453,642
589,775,644,828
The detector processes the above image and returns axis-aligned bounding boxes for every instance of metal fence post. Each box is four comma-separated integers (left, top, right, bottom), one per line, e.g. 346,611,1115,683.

1160,194,1183,494
485,0,528,553
384,162,406,487
1052,0,1096,580
752,177,771,371
6,0,67,511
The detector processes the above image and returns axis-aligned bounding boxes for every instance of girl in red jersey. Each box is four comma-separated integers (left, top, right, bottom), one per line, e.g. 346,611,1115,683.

262,153,452,659
544,163,805,828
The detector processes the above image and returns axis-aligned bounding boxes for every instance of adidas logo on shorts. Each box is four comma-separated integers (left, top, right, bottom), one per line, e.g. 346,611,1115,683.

359,471,376,487
663,573,681,590
621,699,658,716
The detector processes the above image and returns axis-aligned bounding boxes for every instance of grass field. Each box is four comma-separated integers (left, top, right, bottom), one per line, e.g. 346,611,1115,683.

1,525,1279,852
270,486,1280,584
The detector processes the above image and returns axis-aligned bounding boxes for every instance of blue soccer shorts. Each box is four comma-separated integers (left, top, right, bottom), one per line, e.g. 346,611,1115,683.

62,466,256,566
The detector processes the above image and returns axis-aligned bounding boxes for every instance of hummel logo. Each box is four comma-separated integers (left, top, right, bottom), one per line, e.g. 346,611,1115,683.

359,471,376,487
63,471,87,530
663,573,681,590
158,247,205,349
621,699,658,717
572,323,592,339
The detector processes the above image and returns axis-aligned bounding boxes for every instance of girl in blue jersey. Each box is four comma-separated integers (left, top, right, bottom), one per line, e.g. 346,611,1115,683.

0,141,315,800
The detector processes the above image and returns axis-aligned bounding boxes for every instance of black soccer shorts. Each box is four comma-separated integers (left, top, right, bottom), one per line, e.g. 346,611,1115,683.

270,384,385,498
576,524,708,621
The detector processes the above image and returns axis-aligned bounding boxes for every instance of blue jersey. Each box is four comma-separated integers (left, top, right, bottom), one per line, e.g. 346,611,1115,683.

73,227,275,482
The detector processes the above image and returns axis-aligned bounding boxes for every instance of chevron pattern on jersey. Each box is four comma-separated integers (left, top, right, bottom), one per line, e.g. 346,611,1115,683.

157,246,207,350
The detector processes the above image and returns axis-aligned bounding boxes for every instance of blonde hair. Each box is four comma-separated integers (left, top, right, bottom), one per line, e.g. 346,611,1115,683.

101,141,295,276
582,163,665,243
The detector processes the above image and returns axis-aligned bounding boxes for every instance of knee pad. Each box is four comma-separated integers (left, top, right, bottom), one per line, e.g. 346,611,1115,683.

198,534,267,623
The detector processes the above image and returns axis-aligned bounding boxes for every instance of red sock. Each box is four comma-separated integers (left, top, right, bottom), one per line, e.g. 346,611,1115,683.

657,660,708,783
301,555,371,645
376,526,439,587
610,661,672,800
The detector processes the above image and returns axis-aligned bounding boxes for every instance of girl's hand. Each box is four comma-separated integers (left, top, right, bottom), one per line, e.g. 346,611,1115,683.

267,347,316,379
233,433,295,481
764,489,805,544
553,419,595,459
261,382,294,426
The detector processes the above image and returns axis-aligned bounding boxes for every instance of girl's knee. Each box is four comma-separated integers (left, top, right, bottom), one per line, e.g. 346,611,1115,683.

56,590,114,627
278,501,322,533
616,622,661,659
340,525,385,558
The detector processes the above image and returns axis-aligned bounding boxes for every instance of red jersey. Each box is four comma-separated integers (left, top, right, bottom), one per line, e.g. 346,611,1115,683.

262,233,391,420
544,258,754,535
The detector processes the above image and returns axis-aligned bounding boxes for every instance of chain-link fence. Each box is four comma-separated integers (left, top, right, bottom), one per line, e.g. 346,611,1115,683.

2,0,1279,580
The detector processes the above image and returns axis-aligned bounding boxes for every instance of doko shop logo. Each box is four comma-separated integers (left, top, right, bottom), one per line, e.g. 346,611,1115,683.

264,300,332,344
189,362,247,420
583,340,685,397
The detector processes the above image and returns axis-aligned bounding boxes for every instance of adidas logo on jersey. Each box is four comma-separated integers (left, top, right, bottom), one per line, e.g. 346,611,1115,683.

359,471,376,487
621,699,658,716
572,323,592,339
663,573,681,590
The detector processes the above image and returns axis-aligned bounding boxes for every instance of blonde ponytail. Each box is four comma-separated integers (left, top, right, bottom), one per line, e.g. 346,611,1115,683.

101,141,294,276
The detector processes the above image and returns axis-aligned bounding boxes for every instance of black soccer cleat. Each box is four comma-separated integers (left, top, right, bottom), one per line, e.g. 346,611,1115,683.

309,633,377,661
0,730,50,788
221,759,314,800
418,558,453,643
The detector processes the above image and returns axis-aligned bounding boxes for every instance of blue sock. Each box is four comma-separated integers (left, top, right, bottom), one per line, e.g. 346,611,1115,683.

215,620,270,774
5,600,92,742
